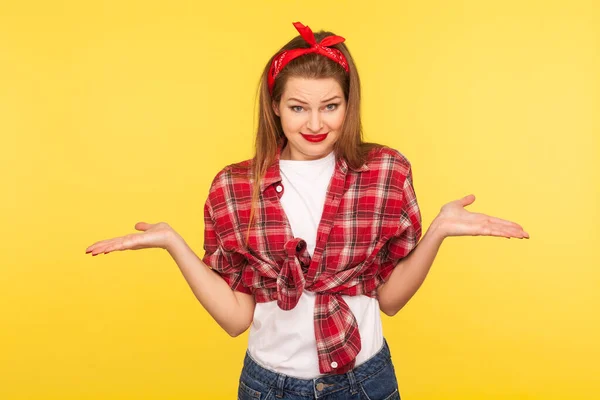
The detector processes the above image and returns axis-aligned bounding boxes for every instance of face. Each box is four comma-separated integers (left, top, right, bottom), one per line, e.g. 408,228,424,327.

273,77,346,161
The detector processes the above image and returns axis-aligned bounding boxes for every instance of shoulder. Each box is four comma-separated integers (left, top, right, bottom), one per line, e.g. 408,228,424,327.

209,158,253,187
206,158,254,207
365,145,413,177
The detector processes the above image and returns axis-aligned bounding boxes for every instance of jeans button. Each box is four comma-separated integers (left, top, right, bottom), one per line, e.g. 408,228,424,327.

316,382,325,391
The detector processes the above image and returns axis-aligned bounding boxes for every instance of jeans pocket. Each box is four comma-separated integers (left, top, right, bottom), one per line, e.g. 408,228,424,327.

359,386,400,400
358,359,401,400
238,380,262,400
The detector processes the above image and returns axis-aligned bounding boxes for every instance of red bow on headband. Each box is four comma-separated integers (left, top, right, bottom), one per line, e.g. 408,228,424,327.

267,22,350,95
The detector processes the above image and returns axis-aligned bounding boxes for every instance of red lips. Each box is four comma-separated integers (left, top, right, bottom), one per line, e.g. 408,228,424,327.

300,132,328,143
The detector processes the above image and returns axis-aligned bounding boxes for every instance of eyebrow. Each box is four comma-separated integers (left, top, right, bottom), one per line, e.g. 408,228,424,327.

286,96,342,104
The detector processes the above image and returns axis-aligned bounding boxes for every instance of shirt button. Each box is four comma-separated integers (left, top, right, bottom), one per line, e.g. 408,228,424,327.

275,185,283,193
330,361,338,368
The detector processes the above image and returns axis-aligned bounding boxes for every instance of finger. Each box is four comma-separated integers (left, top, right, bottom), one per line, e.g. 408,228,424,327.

460,194,476,207
107,236,137,253
86,240,110,252
492,217,521,230
488,222,528,238
135,222,152,231
488,229,512,238
87,232,139,254
87,241,110,254
478,219,522,237
90,246,108,256
86,237,123,253
480,224,519,238
475,213,524,231
102,241,121,254
89,238,122,255
108,234,142,252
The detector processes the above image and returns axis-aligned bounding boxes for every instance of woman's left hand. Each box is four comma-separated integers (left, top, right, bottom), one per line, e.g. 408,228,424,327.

434,194,529,239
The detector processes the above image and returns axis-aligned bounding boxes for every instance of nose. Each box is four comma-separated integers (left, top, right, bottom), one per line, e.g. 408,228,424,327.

306,110,324,133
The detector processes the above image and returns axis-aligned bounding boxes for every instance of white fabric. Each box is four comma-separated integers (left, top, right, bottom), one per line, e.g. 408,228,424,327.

246,150,384,379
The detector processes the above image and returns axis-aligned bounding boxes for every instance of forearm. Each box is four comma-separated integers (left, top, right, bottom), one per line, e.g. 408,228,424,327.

165,231,254,337
378,218,446,316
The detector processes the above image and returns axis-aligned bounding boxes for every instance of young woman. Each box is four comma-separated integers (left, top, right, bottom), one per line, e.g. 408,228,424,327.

86,22,528,400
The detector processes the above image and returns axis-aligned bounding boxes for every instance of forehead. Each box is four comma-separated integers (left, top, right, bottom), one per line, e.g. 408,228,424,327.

282,77,343,100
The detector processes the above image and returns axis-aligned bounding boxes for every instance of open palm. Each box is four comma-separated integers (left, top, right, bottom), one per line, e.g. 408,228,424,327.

437,194,529,239
85,222,175,256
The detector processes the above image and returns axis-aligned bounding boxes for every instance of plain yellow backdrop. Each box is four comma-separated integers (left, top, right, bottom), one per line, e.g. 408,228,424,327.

1,0,598,399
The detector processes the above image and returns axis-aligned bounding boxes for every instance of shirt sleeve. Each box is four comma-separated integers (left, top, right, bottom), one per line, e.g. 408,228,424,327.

201,188,252,295
377,163,423,283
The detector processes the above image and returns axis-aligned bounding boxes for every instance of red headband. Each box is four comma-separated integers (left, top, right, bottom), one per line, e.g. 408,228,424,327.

267,22,349,95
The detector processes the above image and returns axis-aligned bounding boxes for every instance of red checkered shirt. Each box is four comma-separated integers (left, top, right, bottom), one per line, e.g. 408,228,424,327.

202,141,422,374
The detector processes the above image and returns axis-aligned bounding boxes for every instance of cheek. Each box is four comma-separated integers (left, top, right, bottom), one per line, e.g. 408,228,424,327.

280,112,303,132
329,111,346,130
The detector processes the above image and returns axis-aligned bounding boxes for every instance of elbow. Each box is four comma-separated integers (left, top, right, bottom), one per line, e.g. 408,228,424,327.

378,300,395,316
377,284,401,317
380,305,400,317
379,299,408,316
227,329,243,338
225,327,247,337
378,290,409,316
225,321,252,338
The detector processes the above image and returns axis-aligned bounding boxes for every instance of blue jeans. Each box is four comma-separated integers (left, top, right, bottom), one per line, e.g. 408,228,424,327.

238,338,401,400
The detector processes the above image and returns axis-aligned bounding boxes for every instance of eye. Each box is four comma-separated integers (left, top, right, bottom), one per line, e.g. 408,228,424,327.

325,103,340,111
290,106,304,112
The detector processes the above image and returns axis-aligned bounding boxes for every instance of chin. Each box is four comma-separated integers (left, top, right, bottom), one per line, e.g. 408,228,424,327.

304,146,334,157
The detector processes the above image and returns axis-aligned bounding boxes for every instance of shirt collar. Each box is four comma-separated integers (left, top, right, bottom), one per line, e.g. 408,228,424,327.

259,138,369,193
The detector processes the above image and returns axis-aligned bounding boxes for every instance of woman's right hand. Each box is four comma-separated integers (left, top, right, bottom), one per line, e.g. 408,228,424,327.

85,222,178,256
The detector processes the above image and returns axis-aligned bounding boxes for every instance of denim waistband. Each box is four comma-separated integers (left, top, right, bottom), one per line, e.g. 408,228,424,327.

241,338,392,398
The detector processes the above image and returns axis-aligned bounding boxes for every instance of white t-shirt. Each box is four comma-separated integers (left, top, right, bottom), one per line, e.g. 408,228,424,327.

246,150,384,379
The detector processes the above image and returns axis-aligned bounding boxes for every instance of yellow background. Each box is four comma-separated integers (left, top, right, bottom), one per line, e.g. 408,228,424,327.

1,0,598,399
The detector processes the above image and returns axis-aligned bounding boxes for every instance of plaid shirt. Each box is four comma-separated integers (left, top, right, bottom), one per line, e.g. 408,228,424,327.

202,141,422,375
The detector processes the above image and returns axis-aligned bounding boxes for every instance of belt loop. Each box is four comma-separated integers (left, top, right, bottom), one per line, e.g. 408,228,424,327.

346,370,358,395
275,373,286,398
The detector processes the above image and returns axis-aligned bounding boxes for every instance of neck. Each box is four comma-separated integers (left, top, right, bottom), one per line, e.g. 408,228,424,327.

280,144,291,160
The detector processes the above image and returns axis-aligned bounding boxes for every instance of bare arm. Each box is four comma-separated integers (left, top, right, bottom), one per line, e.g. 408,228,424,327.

166,231,255,337
377,195,529,316
377,218,444,316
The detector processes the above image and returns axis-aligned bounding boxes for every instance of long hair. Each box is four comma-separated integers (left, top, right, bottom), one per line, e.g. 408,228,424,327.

244,28,384,244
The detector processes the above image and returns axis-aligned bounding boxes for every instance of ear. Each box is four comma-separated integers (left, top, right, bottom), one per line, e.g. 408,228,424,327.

272,101,280,117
